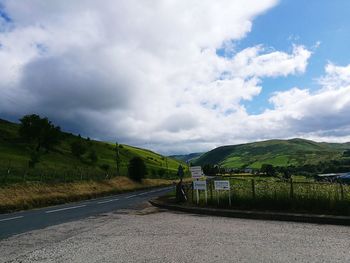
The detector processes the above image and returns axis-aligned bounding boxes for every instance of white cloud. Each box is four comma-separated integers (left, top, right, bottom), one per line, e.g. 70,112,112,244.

0,0,326,154
251,63,350,142
229,45,311,78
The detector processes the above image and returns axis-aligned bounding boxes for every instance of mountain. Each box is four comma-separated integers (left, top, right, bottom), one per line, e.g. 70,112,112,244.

169,152,203,163
193,138,350,169
0,118,184,179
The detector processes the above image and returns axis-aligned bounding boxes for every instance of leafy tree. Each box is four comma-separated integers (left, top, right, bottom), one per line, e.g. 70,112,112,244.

19,114,61,168
28,150,41,168
19,114,61,152
260,164,276,177
177,165,184,182
202,164,218,176
70,140,87,159
100,164,110,172
88,149,98,165
100,164,110,178
279,166,292,180
128,157,147,182
343,149,350,157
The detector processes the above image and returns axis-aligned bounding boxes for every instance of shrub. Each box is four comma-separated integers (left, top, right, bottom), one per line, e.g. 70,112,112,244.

70,140,87,159
128,157,147,182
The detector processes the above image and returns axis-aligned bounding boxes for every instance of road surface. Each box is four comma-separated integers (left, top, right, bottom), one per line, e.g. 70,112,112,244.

1,204,350,262
0,186,173,239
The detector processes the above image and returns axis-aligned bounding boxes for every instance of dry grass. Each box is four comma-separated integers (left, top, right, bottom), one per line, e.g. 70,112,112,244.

0,177,175,213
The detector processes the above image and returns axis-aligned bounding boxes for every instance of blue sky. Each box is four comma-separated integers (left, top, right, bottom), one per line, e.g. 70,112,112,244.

238,0,350,114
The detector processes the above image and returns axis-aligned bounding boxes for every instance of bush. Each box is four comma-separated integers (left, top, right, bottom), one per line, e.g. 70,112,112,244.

70,140,87,158
19,114,61,152
128,157,147,182
88,150,98,165
100,164,110,172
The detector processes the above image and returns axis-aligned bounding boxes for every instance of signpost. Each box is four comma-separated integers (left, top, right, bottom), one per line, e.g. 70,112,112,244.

193,180,207,204
190,166,203,179
214,180,231,206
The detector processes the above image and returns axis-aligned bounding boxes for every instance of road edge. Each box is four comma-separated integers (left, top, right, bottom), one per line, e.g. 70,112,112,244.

150,198,350,226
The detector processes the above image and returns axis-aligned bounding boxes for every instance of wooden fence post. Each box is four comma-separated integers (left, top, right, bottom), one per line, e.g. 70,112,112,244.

340,183,344,201
251,179,255,199
290,178,294,199
191,182,194,204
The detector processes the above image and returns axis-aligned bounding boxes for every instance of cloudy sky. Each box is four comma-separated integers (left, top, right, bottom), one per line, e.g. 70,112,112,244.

1,0,350,154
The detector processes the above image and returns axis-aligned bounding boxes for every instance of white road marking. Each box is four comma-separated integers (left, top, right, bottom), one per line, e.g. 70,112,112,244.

0,216,24,222
125,194,138,199
97,198,119,204
45,205,87,214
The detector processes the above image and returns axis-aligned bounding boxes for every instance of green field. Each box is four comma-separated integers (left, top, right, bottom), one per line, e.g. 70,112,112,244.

193,138,350,169
0,118,187,184
184,176,350,215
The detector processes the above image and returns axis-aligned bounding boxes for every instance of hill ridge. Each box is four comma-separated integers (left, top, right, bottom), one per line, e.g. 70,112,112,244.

191,138,350,169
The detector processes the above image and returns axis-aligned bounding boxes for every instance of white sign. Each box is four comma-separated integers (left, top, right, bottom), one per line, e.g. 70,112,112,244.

193,180,207,191
190,166,203,179
214,180,230,191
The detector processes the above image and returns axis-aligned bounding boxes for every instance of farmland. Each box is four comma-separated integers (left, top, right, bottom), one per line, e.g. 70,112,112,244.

184,175,350,216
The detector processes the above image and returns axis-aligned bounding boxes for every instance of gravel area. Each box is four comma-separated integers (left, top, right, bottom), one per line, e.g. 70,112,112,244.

1,203,350,263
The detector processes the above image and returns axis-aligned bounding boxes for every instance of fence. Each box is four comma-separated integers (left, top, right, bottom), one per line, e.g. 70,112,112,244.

0,166,119,185
0,161,180,185
185,177,350,215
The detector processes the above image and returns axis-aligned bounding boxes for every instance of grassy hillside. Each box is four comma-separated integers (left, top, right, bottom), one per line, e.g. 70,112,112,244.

170,152,203,163
0,118,186,184
193,138,350,169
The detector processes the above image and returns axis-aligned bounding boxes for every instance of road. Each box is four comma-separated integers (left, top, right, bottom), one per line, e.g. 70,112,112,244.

1,205,350,262
0,186,173,240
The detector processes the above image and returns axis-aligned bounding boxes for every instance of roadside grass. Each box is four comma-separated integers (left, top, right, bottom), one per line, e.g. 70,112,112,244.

0,177,175,213
184,176,350,216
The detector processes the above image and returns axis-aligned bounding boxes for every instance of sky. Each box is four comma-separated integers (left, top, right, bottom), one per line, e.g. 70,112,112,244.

1,0,350,155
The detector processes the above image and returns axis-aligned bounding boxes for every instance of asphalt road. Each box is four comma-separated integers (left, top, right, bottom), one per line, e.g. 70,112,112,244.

1,205,350,262
0,186,173,240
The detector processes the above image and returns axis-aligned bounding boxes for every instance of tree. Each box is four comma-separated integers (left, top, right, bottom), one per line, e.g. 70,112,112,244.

19,114,61,168
128,157,147,182
343,149,350,157
260,164,276,177
280,166,292,180
70,140,87,159
19,114,61,152
88,149,98,165
202,164,219,176
100,164,110,178
177,165,184,182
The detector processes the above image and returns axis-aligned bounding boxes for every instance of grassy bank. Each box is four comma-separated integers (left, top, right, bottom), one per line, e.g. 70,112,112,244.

0,118,188,185
0,177,174,213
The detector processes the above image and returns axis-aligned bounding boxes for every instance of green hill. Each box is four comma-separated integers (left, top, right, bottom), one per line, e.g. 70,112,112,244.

169,152,203,163
193,138,350,169
0,118,185,183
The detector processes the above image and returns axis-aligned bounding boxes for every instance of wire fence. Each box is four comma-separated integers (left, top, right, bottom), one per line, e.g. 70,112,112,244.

0,162,180,186
0,166,119,185
184,177,350,215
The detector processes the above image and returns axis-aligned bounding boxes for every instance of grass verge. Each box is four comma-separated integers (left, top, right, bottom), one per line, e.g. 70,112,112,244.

0,176,174,213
